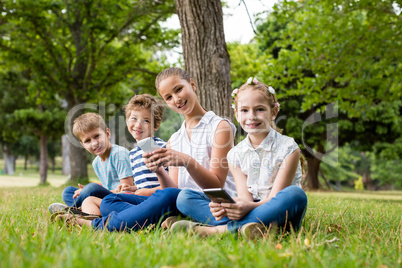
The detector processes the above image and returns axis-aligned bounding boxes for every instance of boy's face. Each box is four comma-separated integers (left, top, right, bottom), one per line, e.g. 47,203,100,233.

126,108,156,141
80,128,111,157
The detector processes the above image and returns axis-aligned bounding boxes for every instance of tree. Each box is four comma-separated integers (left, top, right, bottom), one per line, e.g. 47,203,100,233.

14,107,65,185
174,0,232,119
252,0,401,189
0,67,31,175
0,0,178,183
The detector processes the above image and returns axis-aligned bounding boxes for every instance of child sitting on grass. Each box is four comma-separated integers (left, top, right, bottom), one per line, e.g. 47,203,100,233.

54,94,168,217
49,112,135,215
172,77,308,239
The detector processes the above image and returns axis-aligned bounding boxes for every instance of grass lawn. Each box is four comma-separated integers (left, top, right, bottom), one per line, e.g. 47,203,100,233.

0,186,400,268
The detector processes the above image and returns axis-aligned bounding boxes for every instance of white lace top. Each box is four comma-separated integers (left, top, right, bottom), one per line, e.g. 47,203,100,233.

227,129,302,200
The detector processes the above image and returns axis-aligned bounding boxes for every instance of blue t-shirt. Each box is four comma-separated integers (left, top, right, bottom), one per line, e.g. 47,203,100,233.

129,136,167,189
92,144,133,190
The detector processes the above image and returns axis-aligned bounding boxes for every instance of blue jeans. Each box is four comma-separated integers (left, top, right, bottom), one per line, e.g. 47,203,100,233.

62,183,113,208
91,188,181,232
177,186,308,232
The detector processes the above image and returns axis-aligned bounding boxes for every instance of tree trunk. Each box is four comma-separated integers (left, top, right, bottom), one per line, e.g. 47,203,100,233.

305,156,321,190
13,157,16,173
66,105,89,184
24,155,28,170
175,0,233,119
39,134,48,185
62,135,71,175
69,142,88,183
2,145,15,175
51,157,56,173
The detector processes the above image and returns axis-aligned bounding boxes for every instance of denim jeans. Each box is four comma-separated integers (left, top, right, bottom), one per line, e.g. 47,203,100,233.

91,188,181,232
177,186,308,232
62,183,113,208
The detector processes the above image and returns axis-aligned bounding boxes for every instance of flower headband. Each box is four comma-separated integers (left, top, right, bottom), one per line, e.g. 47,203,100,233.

231,77,280,110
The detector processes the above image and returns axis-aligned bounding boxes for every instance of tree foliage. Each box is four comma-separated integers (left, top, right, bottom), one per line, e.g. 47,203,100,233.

229,0,402,189
0,0,179,182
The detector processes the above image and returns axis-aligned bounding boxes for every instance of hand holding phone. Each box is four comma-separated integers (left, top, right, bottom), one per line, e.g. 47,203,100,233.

137,137,161,153
203,188,235,204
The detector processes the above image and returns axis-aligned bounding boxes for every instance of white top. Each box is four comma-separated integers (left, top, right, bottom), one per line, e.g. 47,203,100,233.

227,129,302,200
170,111,237,197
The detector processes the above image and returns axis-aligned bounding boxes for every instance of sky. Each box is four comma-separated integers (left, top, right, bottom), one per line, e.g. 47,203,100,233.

223,0,278,43
162,0,278,62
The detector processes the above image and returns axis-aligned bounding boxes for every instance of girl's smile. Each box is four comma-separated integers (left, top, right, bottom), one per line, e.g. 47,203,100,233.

235,88,276,143
158,76,197,116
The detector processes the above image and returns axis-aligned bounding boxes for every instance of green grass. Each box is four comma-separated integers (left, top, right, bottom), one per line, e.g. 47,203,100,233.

0,158,99,182
0,187,400,268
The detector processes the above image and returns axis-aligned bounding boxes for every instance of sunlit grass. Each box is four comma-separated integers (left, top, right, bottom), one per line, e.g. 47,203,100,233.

0,187,400,267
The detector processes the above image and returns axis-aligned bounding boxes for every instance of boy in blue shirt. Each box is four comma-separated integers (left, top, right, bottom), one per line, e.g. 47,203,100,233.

49,113,134,214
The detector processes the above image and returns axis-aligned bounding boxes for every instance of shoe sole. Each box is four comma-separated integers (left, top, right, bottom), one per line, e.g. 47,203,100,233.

241,223,266,240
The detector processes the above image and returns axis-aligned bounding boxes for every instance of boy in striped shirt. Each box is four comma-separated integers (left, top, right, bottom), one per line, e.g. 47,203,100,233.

118,94,168,196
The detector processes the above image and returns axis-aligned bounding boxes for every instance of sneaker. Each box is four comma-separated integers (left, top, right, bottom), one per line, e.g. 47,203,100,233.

48,203,101,219
240,222,266,240
162,216,180,229
48,203,68,214
170,220,201,232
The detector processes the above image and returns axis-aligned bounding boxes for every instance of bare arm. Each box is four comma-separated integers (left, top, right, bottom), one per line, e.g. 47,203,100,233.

146,121,234,189
111,176,134,193
134,186,162,196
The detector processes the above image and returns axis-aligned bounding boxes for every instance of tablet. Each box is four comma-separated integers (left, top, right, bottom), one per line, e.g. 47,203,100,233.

203,188,235,203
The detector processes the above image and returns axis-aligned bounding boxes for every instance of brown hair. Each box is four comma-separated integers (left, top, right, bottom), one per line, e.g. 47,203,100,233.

234,80,282,134
73,113,107,141
155,67,191,93
123,94,164,129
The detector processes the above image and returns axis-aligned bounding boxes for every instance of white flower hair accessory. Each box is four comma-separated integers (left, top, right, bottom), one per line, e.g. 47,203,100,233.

268,86,275,94
231,88,239,110
247,77,258,85
231,88,239,98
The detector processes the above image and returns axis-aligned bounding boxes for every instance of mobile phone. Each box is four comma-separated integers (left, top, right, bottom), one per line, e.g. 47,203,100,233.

137,137,161,153
203,188,235,203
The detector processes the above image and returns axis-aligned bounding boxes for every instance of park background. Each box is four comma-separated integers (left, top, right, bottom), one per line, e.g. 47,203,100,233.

0,0,401,267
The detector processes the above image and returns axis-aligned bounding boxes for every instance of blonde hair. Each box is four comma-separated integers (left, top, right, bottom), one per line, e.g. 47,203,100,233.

155,67,191,93
123,94,164,129
234,81,282,134
73,113,107,141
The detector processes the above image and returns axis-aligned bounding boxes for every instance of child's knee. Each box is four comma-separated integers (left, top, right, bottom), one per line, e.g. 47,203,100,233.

176,189,191,206
176,189,199,213
291,186,308,206
82,183,101,194
82,196,99,207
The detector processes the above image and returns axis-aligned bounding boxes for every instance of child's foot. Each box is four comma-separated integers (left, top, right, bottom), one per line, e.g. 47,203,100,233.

48,203,101,219
240,222,266,240
48,203,68,214
56,213,92,228
170,220,227,237
161,216,180,229
170,220,201,232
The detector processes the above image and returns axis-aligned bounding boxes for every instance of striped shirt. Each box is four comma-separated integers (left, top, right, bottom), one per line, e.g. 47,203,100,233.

129,136,167,189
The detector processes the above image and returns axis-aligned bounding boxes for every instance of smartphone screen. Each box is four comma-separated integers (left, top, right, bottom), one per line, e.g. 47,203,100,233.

203,188,235,203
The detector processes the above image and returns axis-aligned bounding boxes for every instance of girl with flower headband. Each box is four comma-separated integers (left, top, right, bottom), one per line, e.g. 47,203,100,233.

172,77,307,239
